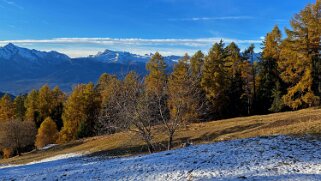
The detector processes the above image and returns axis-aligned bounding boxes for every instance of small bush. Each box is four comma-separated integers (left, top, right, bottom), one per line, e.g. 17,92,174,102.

2,148,13,159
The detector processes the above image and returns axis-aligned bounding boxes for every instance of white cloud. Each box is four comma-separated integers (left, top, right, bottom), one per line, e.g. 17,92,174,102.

0,37,261,46
169,16,255,21
1,0,24,9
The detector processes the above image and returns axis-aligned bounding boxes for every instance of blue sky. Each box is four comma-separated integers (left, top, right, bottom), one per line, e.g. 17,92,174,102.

0,0,314,57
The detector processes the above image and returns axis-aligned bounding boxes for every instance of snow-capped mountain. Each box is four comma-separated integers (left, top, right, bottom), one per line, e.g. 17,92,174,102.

0,43,71,65
89,49,151,64
87,49,181,66
0,44,180,94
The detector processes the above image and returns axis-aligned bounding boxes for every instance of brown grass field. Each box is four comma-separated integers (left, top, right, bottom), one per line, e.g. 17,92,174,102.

2,108,321,165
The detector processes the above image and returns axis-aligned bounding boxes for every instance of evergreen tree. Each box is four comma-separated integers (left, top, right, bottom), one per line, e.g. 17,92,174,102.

257,26,283,113
225,42,246,116
269,81,285,112
242,44,257,115
51,87,65,130
14,95,27,122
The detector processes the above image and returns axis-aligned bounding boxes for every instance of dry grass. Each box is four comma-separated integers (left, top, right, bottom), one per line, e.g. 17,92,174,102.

2,108,321,165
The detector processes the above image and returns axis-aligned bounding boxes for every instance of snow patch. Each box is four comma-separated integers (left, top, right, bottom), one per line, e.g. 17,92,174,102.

2,135,321,180
41,144,58,150
0,153,82,169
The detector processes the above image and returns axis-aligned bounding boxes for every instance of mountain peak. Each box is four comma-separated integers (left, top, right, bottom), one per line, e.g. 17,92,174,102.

0,43,71,63
3,43,18,50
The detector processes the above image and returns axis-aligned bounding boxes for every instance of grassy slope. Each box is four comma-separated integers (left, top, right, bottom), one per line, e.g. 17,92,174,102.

2,108,321,165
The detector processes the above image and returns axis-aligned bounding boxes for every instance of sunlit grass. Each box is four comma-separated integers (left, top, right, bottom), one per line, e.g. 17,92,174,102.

2,108,321,165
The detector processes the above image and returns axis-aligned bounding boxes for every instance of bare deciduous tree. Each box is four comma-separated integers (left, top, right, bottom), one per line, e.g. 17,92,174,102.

97,72,158,153
0,120,37,156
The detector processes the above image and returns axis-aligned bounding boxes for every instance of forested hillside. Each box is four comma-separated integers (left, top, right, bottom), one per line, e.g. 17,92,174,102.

1,0,321,160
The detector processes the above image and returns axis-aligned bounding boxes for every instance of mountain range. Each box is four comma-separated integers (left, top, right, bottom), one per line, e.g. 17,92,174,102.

0,43,181,95
0,43,261,95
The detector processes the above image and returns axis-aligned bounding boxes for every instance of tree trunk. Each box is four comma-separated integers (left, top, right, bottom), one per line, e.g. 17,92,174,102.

147,143,154,153
167,132,174,150
252,64,256,114
16,148,21,156
143,137,154,153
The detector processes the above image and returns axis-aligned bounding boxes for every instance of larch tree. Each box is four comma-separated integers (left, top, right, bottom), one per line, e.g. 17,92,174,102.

144,52,169,126
96,74,123,135
0,94,16,158
35,117,58,149
279,0,321,109
95,73,118,105
25,90,40,124
201,41,229,117
0,94,15,122
166,54,201,150
59,83,100,143
145,52,167,96
190,50,205,79
38,85,54,126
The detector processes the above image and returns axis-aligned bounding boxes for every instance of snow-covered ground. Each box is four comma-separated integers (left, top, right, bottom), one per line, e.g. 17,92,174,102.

1,135,321,180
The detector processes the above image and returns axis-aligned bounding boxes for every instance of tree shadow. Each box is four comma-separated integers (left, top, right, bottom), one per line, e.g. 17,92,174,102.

191,123,264,143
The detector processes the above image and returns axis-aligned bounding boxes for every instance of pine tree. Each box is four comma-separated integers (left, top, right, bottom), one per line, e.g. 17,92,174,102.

279,1,321,109
269,81,285,112
14,95,27,121
0,94,15,122
257,26,283,113
225,42,246,116
35,117,58,149
242,44,257,115
51,86,65,130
